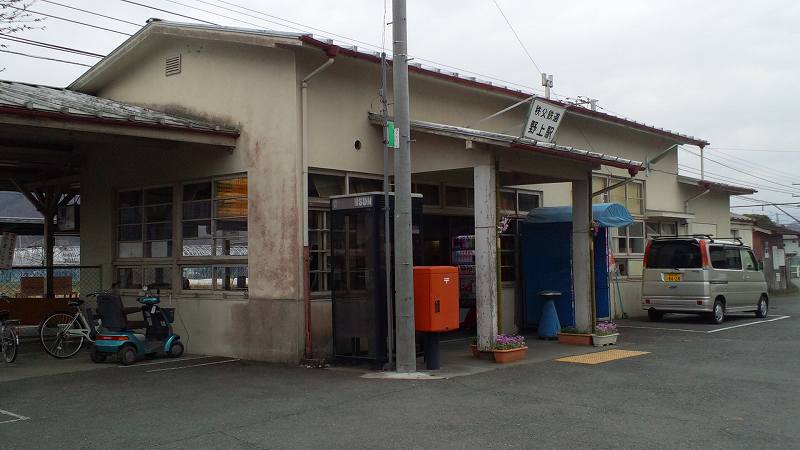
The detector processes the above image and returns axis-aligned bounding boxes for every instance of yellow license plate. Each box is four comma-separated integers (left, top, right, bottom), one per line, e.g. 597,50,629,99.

664,273,682,282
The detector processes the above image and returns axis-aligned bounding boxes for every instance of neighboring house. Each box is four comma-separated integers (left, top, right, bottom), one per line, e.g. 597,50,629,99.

1,20,752,362
731,213,755,248
746,214,800,291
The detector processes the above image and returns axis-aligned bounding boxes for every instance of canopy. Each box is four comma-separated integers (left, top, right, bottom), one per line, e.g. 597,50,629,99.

524,203,634,228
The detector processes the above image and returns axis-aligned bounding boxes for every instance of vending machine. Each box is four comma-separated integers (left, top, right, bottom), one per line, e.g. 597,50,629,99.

329,192,423,366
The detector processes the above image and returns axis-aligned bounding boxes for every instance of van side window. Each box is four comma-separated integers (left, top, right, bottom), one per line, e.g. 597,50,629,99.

710,246,742,270
741,249,759,271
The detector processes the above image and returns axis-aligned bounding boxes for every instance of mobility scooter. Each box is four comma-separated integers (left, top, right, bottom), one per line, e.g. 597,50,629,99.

91,291,184,365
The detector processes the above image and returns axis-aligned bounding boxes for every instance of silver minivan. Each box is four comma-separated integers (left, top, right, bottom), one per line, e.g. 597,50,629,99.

641,237,769,324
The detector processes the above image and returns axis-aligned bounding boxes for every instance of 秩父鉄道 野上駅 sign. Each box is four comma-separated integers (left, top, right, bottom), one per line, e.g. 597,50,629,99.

522,99,565,144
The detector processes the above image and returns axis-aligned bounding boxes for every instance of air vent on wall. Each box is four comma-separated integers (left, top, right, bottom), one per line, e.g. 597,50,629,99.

165,54,181,76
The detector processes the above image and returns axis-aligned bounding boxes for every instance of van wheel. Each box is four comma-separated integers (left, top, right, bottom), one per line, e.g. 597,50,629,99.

755,296,768,318
709,300,725,324
648,309,663,322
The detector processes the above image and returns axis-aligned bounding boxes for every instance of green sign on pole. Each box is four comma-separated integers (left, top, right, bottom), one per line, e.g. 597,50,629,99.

386,120,399,149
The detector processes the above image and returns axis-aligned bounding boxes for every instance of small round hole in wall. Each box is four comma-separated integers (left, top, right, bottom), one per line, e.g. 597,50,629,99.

354,140,362,150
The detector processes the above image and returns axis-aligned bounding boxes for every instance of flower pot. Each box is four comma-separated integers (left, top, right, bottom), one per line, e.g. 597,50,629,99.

492,346,528,364
592,333,619,347
557,332,593,345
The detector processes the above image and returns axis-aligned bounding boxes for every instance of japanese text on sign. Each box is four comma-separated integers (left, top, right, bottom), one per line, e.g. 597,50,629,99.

522,99,566,143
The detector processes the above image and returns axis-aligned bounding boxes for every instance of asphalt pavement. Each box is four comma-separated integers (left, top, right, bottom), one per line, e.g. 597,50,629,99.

1,294,799,449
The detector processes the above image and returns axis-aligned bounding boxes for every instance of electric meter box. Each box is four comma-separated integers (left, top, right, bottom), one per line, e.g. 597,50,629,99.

413,266,460,332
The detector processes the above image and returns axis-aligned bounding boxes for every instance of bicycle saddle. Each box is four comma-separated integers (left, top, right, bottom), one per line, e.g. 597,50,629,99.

68,299,85,307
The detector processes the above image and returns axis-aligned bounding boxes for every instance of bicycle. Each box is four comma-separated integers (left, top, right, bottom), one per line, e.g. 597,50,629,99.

39,294,100,359
1,294,19,363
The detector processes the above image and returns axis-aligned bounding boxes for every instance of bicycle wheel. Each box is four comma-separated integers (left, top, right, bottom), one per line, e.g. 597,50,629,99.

1,325,17,363
39,312,84,359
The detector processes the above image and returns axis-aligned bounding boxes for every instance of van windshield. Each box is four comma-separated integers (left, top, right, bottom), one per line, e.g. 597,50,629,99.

647,241,702,269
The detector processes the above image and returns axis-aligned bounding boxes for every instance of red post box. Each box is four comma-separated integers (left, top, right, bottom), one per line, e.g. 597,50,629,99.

413,266,460,332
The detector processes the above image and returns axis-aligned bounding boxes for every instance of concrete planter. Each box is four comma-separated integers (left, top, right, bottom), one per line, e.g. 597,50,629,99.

492,346,528,363
557,332,593,345
592,333,619,347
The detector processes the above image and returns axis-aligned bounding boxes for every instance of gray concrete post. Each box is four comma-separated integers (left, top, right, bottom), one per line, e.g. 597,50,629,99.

572,176,593,331
474,163,498,351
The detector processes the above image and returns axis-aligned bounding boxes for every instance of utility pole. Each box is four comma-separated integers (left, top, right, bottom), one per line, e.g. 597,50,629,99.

380,52,394,369
700,146,705,181
392,0,416,373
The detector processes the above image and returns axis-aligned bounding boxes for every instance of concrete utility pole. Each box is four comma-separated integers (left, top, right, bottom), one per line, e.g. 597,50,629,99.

380,52,394,369
392,0,416,373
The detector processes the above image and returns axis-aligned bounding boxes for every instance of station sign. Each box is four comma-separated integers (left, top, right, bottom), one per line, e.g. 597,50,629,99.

522,98,566,143
0,232,16,269
332,195,374,211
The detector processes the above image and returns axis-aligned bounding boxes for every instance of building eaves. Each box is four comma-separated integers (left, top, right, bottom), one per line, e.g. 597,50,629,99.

0,80,239,138
367,112,644,173
678,175,757,195
65,19,708,148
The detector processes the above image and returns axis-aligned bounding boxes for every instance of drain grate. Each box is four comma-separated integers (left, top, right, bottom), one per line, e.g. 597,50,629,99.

556,349,650,365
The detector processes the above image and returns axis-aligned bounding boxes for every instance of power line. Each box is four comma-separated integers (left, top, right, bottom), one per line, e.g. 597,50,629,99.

0,48,92,67
118,0,220,25
0,35,105,58
6,5,133,36
677,165,798,196
680,147,800,192
705,147,799,183
39,0,142,27
709,146,800,153
491,0,542,75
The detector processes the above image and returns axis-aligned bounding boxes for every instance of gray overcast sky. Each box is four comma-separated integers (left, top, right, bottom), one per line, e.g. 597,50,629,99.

3,0,800,221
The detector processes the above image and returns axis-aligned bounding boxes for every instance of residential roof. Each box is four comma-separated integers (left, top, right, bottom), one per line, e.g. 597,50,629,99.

69,20,708,148
730,213,756,223
677,175,757,195
0,79,240,137
368,112,644,174
744,214,800,236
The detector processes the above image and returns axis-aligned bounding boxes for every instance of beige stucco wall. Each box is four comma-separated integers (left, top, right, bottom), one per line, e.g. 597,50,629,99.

683,188,732,237
80,36,303,362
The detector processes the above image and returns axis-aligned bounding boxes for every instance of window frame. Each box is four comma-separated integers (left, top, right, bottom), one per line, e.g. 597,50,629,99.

115,184,175,261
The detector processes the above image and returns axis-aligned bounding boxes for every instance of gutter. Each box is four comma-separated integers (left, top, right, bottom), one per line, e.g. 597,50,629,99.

300,52,337,361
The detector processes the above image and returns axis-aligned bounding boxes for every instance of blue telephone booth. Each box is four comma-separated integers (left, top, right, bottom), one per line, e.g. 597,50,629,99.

520,203,634,328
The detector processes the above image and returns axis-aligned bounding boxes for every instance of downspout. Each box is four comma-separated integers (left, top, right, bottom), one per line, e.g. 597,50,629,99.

301,54,336,361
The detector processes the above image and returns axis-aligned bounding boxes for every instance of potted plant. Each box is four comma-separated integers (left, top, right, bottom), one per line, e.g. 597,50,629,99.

557,327,593,345
491,334,528,363
469,336,481,358
592,321,619,347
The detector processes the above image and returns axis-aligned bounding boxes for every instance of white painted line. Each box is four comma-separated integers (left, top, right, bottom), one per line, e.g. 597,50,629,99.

0,408,30,425
440,337,473,343
617,325,707,333
146,359,240,373
118,355,215,368
707,316,790,333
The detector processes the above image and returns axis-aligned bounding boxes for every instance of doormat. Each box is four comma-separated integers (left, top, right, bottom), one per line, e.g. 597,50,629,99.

556,349,650,365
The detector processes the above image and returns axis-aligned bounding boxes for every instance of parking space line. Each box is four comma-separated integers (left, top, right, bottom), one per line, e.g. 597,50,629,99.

0,409,30,425
118,355,215,368
617,325,707,333
146,359,240,373
706,315,790,333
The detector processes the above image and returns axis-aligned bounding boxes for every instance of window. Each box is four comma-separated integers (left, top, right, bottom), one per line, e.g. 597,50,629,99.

742,248,759,271
517,192,540,213
180,265,247,291
349,176,383,194
309,210,330,292
611,220,645,278
182,175,248,257
647,241,702,269
116,267,142,290
710,246,742,270
594,175,644,215
499,191,516,212
117,186,174,259
413,183,441,207
309,173,345,198
499,219,517,281
646,221,678,238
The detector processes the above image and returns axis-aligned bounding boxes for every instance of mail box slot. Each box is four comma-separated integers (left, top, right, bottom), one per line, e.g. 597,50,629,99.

413,266,460,332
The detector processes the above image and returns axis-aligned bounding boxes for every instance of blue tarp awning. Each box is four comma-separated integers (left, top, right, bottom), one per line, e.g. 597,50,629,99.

524,203,634,228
